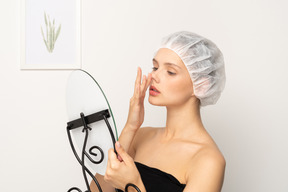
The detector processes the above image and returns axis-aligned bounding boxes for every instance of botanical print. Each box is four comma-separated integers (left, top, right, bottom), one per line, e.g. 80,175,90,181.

41,12,61,53
21,0,81,69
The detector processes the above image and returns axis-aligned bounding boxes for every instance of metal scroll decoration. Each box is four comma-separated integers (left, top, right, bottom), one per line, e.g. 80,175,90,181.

66,109,117,192
66,111,142,192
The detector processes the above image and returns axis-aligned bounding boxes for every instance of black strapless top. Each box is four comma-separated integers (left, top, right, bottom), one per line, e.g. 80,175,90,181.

117,162,186,192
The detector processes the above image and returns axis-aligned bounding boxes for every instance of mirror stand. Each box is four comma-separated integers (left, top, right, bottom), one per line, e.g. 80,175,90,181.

66,109,117,192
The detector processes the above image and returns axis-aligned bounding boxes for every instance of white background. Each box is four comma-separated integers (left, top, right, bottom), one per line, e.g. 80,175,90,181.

0,0,288,191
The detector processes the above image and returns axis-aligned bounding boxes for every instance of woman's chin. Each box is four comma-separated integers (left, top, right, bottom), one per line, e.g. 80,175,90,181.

148,98,155,105
148,97,165,106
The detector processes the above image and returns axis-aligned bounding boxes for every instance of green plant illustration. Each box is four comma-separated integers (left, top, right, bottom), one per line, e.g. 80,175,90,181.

41,12,61,53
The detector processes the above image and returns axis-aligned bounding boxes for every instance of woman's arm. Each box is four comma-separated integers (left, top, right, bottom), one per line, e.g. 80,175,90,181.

90,68,151,192
118,67,151,153
183,151,226,192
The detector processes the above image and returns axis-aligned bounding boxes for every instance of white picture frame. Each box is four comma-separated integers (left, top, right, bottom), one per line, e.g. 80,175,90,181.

21,0,81,70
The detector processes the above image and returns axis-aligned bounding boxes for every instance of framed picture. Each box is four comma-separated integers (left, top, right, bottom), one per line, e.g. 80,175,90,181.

21,0,81,69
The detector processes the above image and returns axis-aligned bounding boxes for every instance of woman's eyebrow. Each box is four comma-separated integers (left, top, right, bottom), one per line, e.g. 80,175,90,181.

152,58,180,68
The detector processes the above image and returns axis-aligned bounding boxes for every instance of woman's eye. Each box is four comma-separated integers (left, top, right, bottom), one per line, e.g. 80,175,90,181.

168,71,176,75
152,67,158,71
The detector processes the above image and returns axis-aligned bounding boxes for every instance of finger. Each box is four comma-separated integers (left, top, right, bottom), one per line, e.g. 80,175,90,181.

106,148,112,170
134,67,142,96
117,154,123,162
135,84,140,100
115,142,132,164
140,75,147,96
108,148,118,164
144,73,152,93
107,148,121,170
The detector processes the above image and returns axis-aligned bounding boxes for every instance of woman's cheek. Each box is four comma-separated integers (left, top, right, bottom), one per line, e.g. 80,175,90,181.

169,80,193,100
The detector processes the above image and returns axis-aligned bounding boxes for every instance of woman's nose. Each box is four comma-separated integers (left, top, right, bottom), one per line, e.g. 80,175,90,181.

151,70,160,83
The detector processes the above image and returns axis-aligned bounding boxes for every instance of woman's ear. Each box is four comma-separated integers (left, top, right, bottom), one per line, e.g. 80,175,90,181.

190,91,195,97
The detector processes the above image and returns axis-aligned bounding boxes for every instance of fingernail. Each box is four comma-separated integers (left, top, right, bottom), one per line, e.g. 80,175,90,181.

118,155,123,162
116,141,121,148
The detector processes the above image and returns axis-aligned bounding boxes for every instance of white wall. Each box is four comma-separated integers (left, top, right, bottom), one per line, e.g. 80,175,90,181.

1,0,287,191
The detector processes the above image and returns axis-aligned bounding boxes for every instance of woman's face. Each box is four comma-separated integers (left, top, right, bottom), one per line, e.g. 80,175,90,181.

148,48,194,107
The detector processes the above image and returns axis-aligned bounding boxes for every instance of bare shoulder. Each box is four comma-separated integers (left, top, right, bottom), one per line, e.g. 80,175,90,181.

184,143,226,192
132,127,161,148
135,126,159,141
194,145,226,168
138,126,160,135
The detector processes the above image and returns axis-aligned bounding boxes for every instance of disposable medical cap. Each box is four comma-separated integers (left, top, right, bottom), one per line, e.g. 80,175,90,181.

157,31,226,106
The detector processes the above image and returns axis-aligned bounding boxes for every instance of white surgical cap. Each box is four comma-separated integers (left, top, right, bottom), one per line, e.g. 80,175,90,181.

156,31,226,106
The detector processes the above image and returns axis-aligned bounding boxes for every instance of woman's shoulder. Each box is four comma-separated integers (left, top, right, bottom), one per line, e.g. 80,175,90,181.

184,142,226,190
185,140,226,182
136,126,162,138
133,127,162,146
195,145,225,166
138,126,162,134
189,135,226,167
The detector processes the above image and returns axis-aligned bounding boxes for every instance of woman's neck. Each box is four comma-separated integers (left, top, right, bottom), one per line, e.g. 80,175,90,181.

163,99,205,141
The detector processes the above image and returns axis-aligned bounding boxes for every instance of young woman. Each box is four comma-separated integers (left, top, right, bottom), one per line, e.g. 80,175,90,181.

91,31,226,192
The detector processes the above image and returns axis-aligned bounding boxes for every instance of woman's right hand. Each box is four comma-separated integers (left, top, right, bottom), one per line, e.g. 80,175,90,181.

125,67,152,132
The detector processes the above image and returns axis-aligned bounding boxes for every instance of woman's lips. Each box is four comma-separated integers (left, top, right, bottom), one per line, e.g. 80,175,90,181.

149,85,160,96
